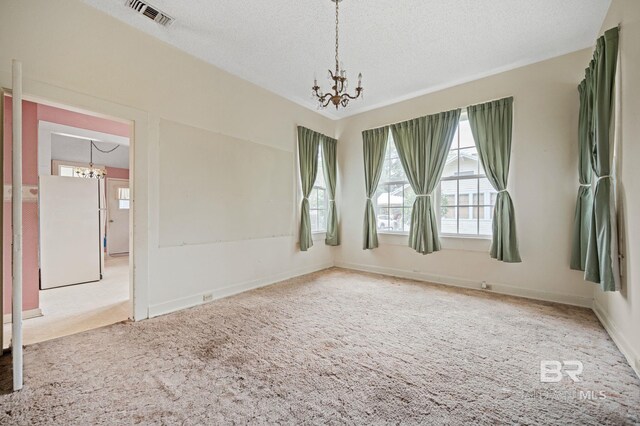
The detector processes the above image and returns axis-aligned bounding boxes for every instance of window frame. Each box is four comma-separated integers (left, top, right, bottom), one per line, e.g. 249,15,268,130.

437,114,493,239
308,149,328,234
376,133,413,235
375,115,495,240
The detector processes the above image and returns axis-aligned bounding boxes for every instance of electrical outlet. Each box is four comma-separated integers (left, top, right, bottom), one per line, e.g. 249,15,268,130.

481,281,491,290
202,293,213,303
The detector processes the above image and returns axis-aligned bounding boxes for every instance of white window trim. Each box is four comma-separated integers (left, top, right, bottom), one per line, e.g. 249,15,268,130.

377,113,494,242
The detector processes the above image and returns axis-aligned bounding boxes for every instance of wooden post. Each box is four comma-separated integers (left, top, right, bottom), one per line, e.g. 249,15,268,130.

12,60,23,391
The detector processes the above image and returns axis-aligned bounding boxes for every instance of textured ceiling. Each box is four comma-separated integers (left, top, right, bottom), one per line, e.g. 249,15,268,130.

83,0,611,119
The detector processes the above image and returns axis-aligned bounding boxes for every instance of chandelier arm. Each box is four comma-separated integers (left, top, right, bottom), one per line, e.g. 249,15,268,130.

340,90,363,101
318,92,333,102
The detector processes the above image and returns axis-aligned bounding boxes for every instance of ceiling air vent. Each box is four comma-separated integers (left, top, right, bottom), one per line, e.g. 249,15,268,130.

125,0,174,27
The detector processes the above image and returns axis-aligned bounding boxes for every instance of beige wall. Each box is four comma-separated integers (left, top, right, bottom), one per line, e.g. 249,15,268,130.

593,0,640,376
0,0,636,373
335,49,595,307
0,0,336,318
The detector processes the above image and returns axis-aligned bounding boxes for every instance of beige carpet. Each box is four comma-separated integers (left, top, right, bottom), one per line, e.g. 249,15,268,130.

0,268,638,425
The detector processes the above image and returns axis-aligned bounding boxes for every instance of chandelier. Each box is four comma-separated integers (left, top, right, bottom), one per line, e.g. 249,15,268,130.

75,140,113,179
312,0,363,109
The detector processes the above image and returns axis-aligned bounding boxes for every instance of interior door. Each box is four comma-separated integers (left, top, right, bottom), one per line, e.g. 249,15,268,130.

39,175,101,289
107,179,130,255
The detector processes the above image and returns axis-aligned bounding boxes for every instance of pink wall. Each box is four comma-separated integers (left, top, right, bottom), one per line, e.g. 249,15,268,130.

106,167,129,180
3,96,131,314
38,104,130,138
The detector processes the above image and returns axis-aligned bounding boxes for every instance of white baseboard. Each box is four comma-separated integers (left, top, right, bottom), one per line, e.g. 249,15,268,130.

335,261,593,308
593,299,640,379
3,308,43,324
148,262,334,318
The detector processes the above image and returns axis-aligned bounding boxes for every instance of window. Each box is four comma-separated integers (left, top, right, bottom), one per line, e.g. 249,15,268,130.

309,149,327,233
376,134,414,233
118,187,130,210
59,165,76,177
53,161,106,178
439,115,496,236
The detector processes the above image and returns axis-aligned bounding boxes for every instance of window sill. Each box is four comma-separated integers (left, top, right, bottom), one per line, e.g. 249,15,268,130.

377,231,490,252
312,232,326,241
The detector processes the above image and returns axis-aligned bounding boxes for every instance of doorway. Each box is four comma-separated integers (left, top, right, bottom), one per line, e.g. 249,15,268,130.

2,96,134,348
107,178,130,256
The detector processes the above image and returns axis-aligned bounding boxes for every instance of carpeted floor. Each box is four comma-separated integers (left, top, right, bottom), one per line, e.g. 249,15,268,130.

0,268,639,425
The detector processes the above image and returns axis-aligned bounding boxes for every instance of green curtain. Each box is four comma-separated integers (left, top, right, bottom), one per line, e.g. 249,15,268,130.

297,126,321,251
362,127,388,249
322,136,339,246
391,109,460,254
467,97,521,263
570,78,594,270
584,27,620,291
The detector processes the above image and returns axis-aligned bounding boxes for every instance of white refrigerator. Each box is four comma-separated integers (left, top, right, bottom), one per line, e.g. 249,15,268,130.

39,175,102,289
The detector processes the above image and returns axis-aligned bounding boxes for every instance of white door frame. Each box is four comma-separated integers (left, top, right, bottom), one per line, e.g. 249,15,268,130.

11,60,24,391
0,78,151,325
106,177,130,256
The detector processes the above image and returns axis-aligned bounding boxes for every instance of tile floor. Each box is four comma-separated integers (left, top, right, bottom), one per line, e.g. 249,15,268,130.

3,255,130,348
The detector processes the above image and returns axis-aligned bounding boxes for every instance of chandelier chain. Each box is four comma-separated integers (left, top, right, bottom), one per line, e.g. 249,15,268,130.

91,140,119,154
335,0,339,72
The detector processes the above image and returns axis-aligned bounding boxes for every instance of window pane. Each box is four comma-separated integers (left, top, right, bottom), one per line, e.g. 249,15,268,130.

317,188,326,209
60,166,75,177
440,179,456,210
389,207,403,232
402,208,412,232
315,150,326,187
458,118,475,148
458,147,480,176
310,210,319,233
479,178,496,203
118,200,130,210
315,170,326,188
388,183,404,207
440,207,457,234
458,179,477,205
309,188,318,209
403,184,415,207
460,207,478,235
442,150,458,179
377,206,390,231
450,126,459,150
459,205,471,219
318,209,327,232
478,204,492,221
388,157,405,182
388,137,399,159
375,184,389,211
473,192,484,206
480,206,494,235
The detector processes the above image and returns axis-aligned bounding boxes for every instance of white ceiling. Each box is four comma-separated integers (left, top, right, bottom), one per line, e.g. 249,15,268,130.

51,134,130,169
83,0,611,119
